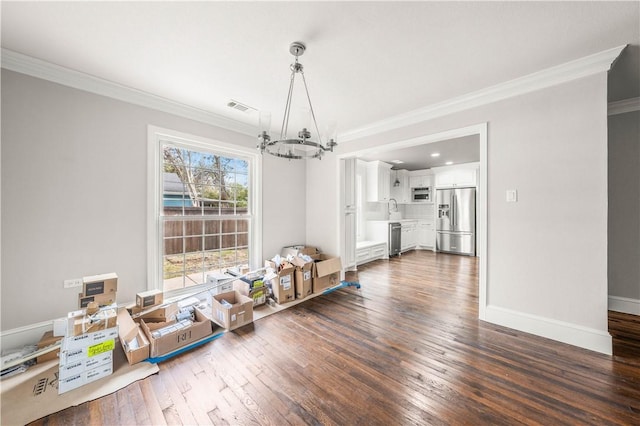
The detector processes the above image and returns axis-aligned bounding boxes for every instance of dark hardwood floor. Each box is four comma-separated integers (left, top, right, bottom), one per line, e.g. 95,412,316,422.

31,251,640,425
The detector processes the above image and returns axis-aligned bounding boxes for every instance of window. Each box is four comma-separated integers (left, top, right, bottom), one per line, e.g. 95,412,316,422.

148,127,261,293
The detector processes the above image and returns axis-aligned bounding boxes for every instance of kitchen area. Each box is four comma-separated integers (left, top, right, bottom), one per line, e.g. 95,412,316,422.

342,135,480,269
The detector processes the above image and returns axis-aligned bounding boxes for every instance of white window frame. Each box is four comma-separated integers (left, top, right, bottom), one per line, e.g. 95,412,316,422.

147,125,262,294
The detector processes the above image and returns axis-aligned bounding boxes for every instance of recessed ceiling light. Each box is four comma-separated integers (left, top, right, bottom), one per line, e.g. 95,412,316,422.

431,153,440,157
391,160,404,164
445,161,453,165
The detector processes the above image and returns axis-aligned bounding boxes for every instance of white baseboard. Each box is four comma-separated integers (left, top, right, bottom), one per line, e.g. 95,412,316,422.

484,305,612,355
608,295,640,315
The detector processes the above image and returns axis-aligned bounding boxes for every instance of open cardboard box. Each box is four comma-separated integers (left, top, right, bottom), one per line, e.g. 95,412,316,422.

117,308,150,365
312,254,342,293
140,308,212,358
281,245,320,258
211,290,254,331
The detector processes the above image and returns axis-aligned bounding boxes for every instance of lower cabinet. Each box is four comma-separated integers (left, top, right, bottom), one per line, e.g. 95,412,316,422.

400,222,417,252
417,221,435,249
356,242,388,265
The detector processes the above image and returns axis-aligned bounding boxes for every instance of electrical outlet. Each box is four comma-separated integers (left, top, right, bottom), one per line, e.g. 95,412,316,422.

63,278,83,289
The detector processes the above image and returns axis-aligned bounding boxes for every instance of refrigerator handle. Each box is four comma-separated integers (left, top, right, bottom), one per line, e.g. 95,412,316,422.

452,195,456,227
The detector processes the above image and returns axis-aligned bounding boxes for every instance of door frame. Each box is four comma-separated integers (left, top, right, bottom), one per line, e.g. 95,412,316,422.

337,123,488,320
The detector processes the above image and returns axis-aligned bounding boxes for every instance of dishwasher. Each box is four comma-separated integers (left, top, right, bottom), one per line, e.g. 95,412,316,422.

389,222,401,257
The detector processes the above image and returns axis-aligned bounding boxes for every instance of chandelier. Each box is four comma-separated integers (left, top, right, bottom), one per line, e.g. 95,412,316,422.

257,42,337,160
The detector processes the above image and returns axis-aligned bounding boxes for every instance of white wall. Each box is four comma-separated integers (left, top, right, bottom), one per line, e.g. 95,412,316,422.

261,154,306,259
319,72,612,352
1,69,306,331
608,109,640,312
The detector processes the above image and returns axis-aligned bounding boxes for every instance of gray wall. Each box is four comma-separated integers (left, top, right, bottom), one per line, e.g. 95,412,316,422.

1,69,306,330
309,72,611,344
608,110,640,301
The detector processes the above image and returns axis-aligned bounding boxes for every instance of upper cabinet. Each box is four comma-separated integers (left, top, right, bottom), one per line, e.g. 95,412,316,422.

433,164,478,188
390,169,411,203
408,171,433,188
366,161,392,202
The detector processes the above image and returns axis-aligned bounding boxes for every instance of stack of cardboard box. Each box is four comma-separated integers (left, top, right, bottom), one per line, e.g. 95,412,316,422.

78,273,118,309
58,303,118,394
280,246,343,295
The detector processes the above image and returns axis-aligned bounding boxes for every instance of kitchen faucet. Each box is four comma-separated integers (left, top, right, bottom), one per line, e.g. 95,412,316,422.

388,198,398,212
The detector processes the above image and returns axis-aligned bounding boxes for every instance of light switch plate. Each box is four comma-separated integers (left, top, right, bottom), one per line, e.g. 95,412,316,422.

506,189,518,202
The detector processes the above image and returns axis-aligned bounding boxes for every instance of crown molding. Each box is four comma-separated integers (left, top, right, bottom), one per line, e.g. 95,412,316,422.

608,97,640,116
340,45,627,142
1,48,256,137
2,46,629,141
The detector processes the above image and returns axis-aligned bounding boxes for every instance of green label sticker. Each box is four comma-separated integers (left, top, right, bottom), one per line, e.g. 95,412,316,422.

87,339,115,357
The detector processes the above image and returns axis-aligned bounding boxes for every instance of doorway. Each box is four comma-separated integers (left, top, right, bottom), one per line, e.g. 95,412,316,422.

338,123,488,320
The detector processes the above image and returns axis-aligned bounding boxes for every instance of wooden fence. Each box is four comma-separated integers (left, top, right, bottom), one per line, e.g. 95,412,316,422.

163,207,249,255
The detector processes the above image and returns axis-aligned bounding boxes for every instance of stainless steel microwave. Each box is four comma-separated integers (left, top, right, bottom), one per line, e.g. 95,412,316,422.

412,187,431,202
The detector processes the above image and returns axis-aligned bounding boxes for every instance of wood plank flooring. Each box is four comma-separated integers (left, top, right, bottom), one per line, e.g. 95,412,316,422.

30,251,640,425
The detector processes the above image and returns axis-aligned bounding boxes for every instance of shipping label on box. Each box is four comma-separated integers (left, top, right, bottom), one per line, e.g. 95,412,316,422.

140,309,212,358
62,327,118,352
136,289,163,308
82,272,118,297
211,290,254,331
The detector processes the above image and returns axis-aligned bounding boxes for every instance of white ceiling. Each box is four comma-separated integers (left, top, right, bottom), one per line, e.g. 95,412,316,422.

2,1,638,167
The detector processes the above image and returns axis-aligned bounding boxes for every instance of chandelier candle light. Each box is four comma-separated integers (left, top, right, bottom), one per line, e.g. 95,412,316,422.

258,41,337,160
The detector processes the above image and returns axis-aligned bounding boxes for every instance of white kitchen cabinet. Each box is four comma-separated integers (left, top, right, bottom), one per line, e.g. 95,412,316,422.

417,220,435,249
400,221,417,252
355,241,387,265
390,169,411,203
409,172,432,189
366,161,392,202
434,167,477,188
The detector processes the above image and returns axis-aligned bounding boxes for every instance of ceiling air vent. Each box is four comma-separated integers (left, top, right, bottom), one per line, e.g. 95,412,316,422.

227,99,256,113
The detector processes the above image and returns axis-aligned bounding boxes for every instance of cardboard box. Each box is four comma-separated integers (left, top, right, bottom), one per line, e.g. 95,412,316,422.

232,279,268,307
36,331,61,364
58,350,113,380
140,308,212,358
59,338,115,365
289,257,314,299
211,290,254,331
136,289,164,308
82,272,118,297
58,362,113,394
117,308,150,365
312,254,342,293
130,303,178,322
62,327,119,352
264,260,296,304
68,306,118,337
78,292,116,309
281,245,320,258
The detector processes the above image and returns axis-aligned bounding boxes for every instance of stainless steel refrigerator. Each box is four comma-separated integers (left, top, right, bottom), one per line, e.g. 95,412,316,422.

436,187,476,256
